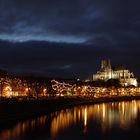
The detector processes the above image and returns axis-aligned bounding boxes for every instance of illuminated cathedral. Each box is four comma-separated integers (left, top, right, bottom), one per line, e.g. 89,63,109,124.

93,60,138,87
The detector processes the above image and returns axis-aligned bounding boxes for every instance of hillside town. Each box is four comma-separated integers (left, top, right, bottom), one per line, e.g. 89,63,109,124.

0,60,140,99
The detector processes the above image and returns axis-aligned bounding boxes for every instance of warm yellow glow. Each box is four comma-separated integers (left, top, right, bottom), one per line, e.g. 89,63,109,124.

102,103,105,120
25,88,29,92
43,88,47,92
0,116,47,140
0,101,140,140
84,107,87,127
122,102,125,114
51,80,140,97
5,86,12,97
78,110,81,120
132,79,138,87
5,86,12,91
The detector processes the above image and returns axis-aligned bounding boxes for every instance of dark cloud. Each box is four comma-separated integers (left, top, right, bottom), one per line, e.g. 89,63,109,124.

0,0,140,78
0,0,140,43
0,40,139,79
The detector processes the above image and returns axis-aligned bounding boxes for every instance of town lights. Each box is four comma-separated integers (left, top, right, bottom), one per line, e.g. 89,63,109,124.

43,88,47,93
25,88,29,92
5,86,12,97
43,88,47,96
83,86,87,90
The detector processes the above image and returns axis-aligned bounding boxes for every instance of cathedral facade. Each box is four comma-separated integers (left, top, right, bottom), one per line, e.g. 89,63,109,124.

93,60,138,87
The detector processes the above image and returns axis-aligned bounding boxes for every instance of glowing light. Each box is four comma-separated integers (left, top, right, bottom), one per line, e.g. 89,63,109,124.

25,88,29,92
43,88,47,92
122,102,125,114
132,79,138,87
5,86,12,97
102,103,105,120
5,86,12,91
84,107,87,127
51,80,140,97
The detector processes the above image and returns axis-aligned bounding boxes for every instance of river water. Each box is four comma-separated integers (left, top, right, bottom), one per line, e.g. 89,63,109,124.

0,100,140,140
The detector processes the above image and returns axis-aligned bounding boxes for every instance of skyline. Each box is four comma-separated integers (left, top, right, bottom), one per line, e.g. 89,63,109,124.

0,0,140,79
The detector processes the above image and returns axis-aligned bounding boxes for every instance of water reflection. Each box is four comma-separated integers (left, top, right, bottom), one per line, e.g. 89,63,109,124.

0,100,140,140
51,100,140,137
0,116,48,140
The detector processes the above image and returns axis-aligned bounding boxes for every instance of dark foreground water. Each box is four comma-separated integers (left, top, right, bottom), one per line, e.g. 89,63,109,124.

0,100,140,140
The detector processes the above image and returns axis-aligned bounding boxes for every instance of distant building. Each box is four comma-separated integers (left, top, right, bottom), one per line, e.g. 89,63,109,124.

93,60,138,87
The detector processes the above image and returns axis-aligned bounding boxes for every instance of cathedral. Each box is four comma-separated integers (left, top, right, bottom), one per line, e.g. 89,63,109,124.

93,60,138,87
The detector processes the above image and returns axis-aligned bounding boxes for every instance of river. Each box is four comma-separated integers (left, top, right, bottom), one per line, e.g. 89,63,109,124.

0,100,140,140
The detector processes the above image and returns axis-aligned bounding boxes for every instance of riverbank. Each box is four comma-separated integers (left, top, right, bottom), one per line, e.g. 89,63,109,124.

0,96,140,125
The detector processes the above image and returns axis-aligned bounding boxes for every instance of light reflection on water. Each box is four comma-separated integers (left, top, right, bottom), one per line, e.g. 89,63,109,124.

0,100,140,140
51,100,140,137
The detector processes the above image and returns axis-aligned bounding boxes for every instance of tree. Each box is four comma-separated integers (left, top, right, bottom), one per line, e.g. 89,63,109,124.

0,78,5,97
106,79,121,87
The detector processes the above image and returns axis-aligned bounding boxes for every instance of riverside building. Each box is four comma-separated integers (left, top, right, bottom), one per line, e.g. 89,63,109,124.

93,60,138,87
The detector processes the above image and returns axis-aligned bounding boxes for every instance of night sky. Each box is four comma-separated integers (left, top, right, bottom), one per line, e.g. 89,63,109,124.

0,0,140,79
